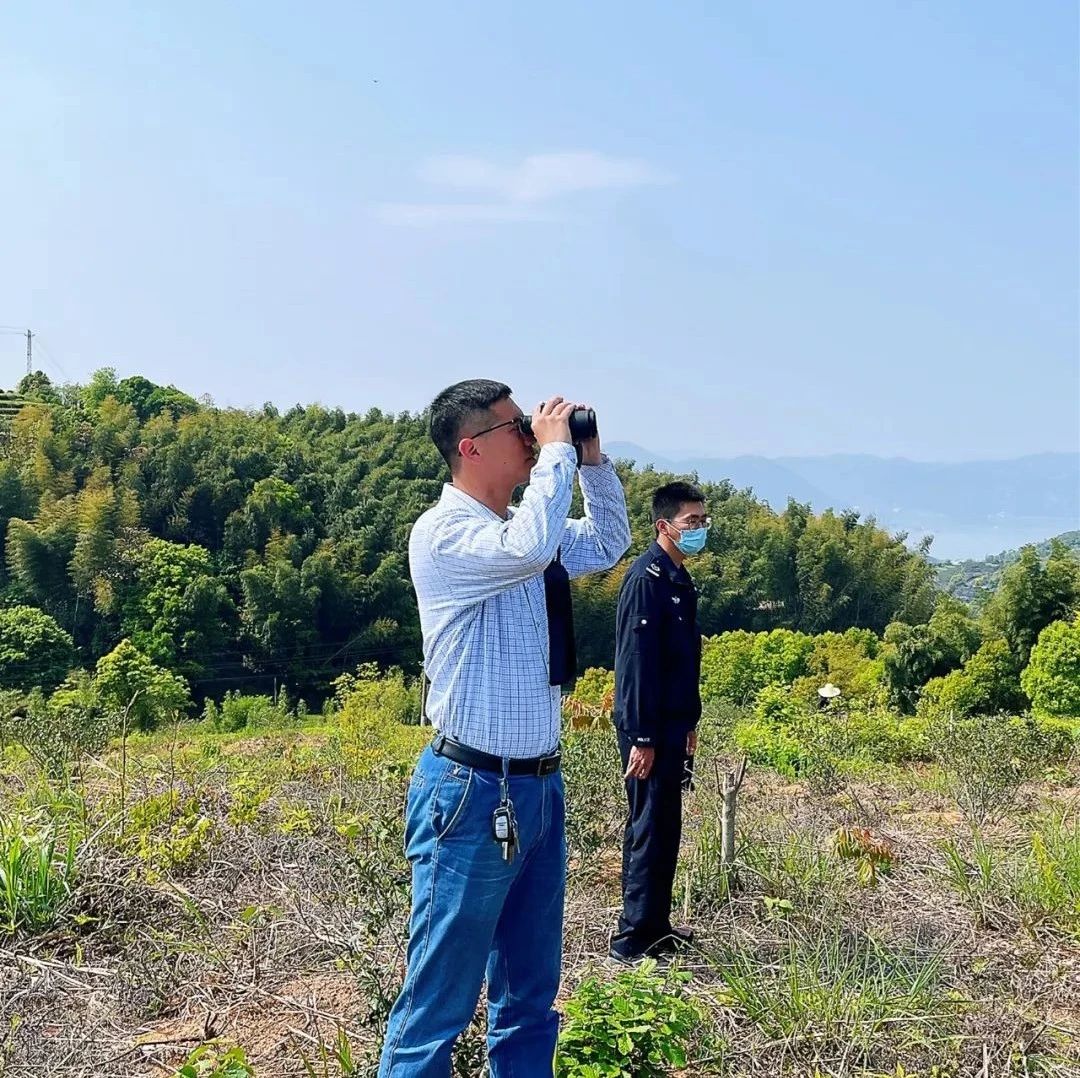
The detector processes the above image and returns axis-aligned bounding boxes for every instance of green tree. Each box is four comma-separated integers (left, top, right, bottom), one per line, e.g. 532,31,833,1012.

0,460,33,586
223,476,315,560
116,538,233,678
115,374,198,422
69,475,141,613
0,605,75,691
9,404,74,501
982,542,1080,668
94,638,190,730
793,629,884,705
1021,616,1080,718
4,499,89,641
881,596,982,713
237,536,320,690
0,370,952,704
16,370,60,404
920,638,1024,718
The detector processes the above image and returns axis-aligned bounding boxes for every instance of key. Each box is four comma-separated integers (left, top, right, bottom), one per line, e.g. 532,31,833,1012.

492,804,518,863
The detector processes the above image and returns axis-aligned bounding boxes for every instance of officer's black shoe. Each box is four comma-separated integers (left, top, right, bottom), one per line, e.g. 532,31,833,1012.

653,926,695,954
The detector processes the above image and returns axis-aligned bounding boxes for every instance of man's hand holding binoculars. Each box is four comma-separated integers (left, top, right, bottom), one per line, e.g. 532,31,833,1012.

527,397,602,466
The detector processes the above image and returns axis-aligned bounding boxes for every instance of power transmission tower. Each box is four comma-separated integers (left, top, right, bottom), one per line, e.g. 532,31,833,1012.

25,329,32,376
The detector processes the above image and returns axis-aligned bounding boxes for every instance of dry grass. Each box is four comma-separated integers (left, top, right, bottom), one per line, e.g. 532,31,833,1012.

0,721,1077,1077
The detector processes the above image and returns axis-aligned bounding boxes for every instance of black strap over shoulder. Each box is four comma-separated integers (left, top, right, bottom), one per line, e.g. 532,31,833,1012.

543,547,577,689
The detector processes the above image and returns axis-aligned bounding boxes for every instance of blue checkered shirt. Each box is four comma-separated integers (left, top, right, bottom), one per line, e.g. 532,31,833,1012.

409,442,631,758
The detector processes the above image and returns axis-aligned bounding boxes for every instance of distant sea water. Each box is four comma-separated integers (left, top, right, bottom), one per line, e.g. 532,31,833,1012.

890,516,1079,562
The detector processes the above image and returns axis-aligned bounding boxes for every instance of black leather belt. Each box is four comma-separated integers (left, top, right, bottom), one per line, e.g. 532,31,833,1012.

432,734,560,776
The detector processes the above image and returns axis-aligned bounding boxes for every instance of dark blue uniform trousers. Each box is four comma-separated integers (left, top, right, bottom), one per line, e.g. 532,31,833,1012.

611,729,685,957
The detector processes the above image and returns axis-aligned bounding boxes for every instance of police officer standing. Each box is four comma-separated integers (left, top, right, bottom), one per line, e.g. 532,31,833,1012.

610,481,708,963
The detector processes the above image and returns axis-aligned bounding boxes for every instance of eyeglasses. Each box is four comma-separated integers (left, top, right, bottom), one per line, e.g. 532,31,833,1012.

667,515,711,529
469,416,525,439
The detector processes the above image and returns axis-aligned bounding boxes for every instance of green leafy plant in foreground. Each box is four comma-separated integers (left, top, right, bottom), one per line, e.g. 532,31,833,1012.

556,959,705,1077
0,815,76,936
177,1043,255,1078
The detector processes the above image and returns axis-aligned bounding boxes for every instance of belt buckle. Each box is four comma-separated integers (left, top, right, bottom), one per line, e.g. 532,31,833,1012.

537,753,560,776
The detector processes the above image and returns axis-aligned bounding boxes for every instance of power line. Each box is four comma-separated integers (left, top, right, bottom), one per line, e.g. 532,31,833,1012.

0,326,32,379
0,326,73,384
31,334,71,383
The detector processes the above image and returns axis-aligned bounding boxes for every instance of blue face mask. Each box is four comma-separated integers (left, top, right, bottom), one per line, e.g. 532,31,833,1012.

672,526,708,556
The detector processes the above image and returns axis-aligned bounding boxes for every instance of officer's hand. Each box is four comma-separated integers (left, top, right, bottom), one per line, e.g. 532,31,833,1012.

576,401,602,466
530,397,575,447
686,731,698,755
625,746,655,780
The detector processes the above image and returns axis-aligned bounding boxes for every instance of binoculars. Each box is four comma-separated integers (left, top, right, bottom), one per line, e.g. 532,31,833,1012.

519,407,598,443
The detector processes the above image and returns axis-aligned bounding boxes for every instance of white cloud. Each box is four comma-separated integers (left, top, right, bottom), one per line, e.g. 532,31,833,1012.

374,202,557,227
375,151,671,226
419,152,670,204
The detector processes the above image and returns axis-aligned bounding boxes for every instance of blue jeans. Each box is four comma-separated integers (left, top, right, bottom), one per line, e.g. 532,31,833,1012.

378,745,566,1077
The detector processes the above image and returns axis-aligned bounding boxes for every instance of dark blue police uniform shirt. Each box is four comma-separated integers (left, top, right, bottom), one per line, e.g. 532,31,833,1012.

613,541,702,747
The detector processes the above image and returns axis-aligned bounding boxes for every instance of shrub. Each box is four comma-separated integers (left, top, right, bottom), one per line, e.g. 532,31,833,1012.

556,960,705,1076
1021,616,1080,718
842,708,930,763
734,714,803,777
333,664,427,777
204,691,295,733
831,826,896,886
94,638,191,731
562,725,623,861
701,629,814,705
928,715,1058,825
753,683,801,726
789,712,859,795
563,668,615,730
566,667,614,708
4,674,118,777
920,639,1025,719
121,791,218,882
702,630,758,704
0,605,75,693
792,631,885,708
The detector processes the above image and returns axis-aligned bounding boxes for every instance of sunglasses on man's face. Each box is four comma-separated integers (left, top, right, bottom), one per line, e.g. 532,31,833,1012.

469,416,526,439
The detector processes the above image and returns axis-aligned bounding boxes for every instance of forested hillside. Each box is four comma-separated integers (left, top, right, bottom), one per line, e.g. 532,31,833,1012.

2,369,941,700
936,531,1080,603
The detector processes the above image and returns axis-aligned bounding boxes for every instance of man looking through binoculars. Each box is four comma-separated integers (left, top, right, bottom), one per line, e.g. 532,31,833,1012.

378,381,630,1077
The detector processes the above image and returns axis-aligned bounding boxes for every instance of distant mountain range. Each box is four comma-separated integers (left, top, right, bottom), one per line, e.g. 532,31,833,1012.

605,445,1079,562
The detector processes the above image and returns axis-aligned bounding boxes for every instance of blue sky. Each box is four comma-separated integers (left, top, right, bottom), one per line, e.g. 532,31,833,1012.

1,2,1076,460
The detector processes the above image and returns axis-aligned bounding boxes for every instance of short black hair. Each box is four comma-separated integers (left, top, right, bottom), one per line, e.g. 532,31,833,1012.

429,379,513,471
652,481,706,523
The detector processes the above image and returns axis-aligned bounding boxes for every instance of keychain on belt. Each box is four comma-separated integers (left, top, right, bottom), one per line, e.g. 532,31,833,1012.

491,759,519,864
